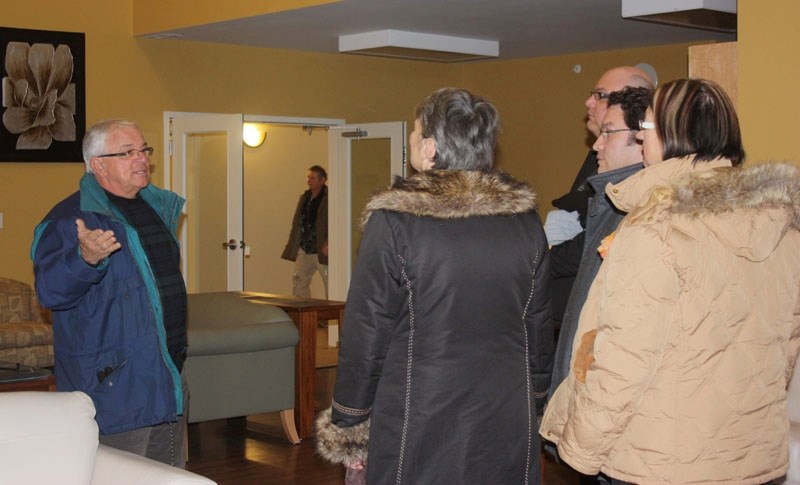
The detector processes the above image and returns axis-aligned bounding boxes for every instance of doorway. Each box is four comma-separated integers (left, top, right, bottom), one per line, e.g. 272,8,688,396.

164,113,404,300
243,123,330,297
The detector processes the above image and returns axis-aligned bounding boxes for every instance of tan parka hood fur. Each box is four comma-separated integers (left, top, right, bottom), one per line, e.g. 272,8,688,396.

669,162,800,260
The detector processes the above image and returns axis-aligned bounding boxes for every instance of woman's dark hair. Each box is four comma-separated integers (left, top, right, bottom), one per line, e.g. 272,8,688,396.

414,88,499,170
651,78,745,166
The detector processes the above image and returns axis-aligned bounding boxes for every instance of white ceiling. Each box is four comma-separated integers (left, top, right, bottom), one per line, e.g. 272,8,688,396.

141,0,735,61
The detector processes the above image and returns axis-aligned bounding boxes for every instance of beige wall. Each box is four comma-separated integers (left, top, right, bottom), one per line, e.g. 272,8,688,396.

4,0,750,288
738,0,800,165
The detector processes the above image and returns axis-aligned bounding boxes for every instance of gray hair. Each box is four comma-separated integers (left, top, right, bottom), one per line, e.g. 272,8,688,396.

414,88,499,171
82,119,141,173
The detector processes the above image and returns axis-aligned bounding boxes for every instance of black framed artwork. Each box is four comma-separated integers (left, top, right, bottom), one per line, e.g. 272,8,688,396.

0,27,85,162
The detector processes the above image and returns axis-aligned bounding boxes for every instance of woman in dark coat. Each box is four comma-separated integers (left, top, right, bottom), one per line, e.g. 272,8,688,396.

316,87,554,484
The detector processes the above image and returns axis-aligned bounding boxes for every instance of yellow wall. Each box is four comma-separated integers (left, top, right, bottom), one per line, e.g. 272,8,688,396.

1,0,700,286
738,0,800,165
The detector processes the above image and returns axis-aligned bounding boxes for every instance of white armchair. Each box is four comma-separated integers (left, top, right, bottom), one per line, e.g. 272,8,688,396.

787,365,800,485
0,391,216,485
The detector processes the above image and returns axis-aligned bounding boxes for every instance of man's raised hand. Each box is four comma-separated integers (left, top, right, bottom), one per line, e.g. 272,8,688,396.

76,218,121,265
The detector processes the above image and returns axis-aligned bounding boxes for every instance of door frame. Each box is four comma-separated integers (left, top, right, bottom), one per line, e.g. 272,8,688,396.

163,112,344,188
327,122,407,301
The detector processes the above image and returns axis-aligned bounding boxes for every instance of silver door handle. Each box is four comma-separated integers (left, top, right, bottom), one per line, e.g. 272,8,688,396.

221,239,246,250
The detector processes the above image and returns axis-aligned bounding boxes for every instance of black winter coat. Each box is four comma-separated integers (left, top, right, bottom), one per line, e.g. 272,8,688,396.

316,170,554,484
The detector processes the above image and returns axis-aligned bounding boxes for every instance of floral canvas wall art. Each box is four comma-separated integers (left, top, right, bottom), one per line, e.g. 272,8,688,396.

1,27,85,162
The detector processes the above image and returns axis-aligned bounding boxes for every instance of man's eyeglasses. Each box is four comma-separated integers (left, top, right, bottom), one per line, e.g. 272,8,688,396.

96,147,154,159
599,128,637,138
639,120,655,130
590,90,610,101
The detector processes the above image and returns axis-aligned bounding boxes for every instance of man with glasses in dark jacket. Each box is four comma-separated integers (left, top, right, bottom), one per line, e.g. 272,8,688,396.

548,65,655,371
546,86,653,484
32,119,188,468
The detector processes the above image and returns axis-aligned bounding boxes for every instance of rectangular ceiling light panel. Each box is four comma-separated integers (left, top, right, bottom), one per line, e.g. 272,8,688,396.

339,30,499,63
622,0,737,33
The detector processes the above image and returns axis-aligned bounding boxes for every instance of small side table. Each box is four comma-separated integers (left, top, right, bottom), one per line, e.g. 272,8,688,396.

239,292,345,439
0,370,56,393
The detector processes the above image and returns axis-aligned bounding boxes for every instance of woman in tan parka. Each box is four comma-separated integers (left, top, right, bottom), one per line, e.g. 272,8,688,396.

541,78,800,484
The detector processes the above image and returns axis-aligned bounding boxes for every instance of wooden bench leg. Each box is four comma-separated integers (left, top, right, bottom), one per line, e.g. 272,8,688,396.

281,409,301,445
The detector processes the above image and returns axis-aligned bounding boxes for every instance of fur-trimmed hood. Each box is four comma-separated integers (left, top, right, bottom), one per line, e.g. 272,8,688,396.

671,162,800,261
621,160,800,261
670,162,800,229
360,169,537,229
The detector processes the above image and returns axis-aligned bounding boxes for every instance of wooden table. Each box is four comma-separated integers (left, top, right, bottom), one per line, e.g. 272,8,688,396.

0,373,56,393
239,292,345,439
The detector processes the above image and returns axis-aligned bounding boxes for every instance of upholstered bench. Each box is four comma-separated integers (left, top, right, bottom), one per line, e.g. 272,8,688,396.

185,292,300,444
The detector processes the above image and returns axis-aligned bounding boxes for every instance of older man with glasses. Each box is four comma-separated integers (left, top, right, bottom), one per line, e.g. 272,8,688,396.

31,119,189,468
548,66,655,336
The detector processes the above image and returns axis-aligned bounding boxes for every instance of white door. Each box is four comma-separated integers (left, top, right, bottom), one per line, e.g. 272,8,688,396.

166,113,244,293
328,122,406,301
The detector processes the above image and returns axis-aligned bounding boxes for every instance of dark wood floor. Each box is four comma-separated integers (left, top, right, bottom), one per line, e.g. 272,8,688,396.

186,366,579,484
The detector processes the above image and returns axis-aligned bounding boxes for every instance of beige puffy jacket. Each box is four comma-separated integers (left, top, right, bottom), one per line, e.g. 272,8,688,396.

541,157,800,484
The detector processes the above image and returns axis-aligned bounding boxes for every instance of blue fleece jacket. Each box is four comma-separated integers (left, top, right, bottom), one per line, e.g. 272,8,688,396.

31,173,185,434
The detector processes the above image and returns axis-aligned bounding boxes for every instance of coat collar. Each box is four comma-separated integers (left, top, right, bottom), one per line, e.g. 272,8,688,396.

78,172,185,229
587,162,643,196
606,156,732,213
360,169,537,229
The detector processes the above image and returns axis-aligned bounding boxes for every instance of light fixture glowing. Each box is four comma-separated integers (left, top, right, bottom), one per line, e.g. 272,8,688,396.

243,123,266,148
339,30,499,63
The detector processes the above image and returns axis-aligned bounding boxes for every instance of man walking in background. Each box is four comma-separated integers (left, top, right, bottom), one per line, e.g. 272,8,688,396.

282,165,329,298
